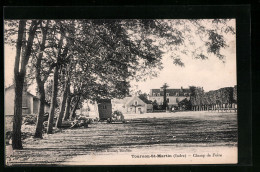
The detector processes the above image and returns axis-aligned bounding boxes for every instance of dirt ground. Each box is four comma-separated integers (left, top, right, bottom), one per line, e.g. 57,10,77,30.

5,111,237,166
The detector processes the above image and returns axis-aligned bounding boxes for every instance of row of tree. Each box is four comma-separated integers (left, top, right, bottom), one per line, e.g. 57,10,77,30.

190,86,237,107
5,19,235,149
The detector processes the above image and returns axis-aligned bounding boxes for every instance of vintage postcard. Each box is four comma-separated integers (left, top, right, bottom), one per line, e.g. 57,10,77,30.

4,14,239,166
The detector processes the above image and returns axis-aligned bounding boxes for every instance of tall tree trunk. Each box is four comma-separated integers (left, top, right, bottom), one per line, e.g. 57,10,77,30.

34,84,45,138
12,75,24,149
63,89,72,121
47,66,59,134
34,22,48,138
12,20,39,149
56,82,68,128
70,96,81,120
12,20,26,149
47,25,65,132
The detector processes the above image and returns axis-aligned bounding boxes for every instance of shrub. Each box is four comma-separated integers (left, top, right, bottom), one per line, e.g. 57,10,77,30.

23,115,37,125
112,110,123,116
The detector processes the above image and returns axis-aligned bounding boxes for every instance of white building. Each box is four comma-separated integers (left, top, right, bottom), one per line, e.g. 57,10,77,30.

148,87,191,107
112,96,152,114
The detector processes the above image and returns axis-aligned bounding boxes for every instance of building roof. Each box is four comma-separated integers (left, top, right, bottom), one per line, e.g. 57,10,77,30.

150,88,191,96
125,96,147,106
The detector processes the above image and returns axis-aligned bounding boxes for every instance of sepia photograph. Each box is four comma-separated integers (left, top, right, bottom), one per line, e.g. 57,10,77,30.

4,17,238,166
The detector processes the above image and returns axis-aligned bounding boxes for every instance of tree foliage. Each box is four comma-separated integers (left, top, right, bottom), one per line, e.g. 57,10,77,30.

190,86,236,106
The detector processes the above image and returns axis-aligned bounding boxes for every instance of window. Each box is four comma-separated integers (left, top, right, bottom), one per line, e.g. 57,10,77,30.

167,98,169,103
157,93,160,96
166,93,169,96
134,101,138,105
153,93,156,96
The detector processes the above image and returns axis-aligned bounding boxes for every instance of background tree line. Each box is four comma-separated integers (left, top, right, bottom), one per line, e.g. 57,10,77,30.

190,86,237,109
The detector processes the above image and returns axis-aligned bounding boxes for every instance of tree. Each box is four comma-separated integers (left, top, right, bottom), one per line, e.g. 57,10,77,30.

47,66,59,133
63,85,72,121
47,21,70,132
9,20,40,149
152,100,158,110
56,63,72,127
25,20,74,134
161,83,169,110
25,20,68,136
32,20,56,138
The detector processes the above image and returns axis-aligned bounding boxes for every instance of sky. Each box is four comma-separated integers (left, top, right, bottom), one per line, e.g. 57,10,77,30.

130,38,236,94
130,20,237,94
4,19,236,95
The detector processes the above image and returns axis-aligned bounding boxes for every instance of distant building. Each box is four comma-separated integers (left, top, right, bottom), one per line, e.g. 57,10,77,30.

5,84,50,116
148,87,191,109
112,96,152,114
